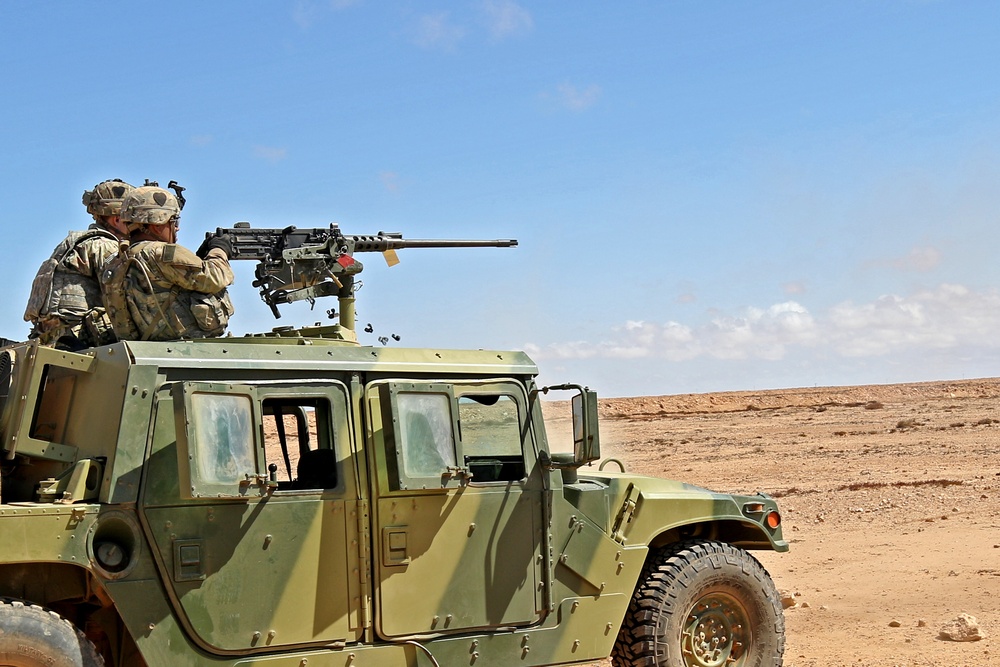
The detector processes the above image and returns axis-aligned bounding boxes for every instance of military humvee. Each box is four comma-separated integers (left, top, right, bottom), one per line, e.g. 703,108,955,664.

0,226,787,667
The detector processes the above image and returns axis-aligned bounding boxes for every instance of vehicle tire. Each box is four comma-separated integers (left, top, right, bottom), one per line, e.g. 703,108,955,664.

611,540,784,667
0,598,104,667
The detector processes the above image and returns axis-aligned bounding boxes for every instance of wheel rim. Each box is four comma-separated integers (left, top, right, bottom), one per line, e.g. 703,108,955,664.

680,592,751,667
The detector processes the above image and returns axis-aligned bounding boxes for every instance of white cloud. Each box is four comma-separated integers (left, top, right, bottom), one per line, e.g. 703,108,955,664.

412,12,466,51
705,302,819,361
480,0,533,41
676,292,697,304
524,340,599,360
783,281,806,295
293,0,357,29
380,171,400,193
253,145,288,163
549,83,601,112
292,1,320,29
608,320,699,361
865,245,942,272
826,284,996,357
896,246,941,271
525,284,1000,365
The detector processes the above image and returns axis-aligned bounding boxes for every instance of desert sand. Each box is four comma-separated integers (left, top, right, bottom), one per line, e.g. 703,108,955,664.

582,377,1000,666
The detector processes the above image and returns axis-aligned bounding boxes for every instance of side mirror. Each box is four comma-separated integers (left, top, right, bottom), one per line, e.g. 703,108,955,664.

572,389,601,465
540,383,601,467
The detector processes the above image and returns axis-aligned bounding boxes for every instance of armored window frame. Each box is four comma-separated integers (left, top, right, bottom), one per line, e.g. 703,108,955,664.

174,382,259,499
260,391,342,493
4,346,97,464
29,364,75,444
385,382,462,490
457,391,527,484
174,381,351,499
373,379,530,491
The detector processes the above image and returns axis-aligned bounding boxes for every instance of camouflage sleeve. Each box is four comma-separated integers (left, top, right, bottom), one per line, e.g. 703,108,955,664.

63,237,120,278
153,244,235,293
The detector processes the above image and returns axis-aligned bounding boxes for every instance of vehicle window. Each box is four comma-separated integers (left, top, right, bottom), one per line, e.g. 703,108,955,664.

29,365,76,443
459,394,525,483
459,394,520,456
189,392,255,487
397,391,456,478
262,397,337,490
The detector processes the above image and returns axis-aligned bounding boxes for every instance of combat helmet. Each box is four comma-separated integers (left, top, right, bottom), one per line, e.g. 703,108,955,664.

120,186,181,227
82,179,134,219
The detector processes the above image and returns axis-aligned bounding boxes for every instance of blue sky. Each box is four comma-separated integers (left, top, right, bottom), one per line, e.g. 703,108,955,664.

3,1,1000,397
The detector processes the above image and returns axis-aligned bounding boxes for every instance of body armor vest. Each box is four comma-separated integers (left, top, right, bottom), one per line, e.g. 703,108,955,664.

101,243,233,342
24,228,118,324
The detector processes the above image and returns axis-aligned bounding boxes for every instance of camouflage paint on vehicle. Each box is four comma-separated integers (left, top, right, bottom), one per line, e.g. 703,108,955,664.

0,331,786,666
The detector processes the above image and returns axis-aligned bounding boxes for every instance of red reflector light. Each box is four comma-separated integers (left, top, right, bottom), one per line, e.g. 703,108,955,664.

765,511,781,529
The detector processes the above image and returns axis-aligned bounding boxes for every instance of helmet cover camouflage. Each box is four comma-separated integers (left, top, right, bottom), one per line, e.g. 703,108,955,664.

82,179,134,217
120,186,181,226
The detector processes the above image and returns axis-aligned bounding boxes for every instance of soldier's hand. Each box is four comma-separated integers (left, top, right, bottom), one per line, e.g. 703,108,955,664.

196,234,234,260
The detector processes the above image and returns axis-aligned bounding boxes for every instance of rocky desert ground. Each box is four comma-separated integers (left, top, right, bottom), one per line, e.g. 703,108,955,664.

579,377,1000,667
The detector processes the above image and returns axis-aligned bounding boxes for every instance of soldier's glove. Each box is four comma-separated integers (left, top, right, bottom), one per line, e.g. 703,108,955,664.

196,234,234,260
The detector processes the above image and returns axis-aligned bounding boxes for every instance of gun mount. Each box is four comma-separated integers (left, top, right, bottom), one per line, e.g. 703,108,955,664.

209,222,517,324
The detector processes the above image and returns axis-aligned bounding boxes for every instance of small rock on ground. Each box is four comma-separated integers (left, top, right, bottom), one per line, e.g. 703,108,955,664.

939,614,985,642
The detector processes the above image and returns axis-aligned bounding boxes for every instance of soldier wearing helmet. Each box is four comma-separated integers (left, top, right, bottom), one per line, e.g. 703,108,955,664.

24,178,135,348
102,185,235,341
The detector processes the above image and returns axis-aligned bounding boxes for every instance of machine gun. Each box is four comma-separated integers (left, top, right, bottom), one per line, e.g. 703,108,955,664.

207,222,517,327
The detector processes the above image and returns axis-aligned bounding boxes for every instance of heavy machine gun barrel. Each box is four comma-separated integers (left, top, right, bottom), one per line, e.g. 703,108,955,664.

349,235,518,251
208,222,517,324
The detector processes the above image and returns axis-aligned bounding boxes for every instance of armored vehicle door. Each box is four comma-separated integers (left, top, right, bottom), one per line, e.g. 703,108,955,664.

140,380,366,652
365,379,545,637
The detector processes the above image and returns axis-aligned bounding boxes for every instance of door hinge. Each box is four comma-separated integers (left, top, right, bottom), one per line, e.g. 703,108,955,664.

611,483,640,544
355,498,372,629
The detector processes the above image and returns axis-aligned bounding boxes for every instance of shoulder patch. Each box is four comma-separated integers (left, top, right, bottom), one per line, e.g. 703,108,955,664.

161,244,204,269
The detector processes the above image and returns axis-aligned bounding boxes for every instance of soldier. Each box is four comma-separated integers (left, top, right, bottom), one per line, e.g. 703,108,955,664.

102,185,235,341
23,178,135,348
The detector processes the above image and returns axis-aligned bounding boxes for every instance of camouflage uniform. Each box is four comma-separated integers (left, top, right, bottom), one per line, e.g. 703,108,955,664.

103,242,234,341
23,180,133,346
102,186,235,341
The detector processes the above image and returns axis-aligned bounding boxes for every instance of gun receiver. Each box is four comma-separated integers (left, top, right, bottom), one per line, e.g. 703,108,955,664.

209,222,517,325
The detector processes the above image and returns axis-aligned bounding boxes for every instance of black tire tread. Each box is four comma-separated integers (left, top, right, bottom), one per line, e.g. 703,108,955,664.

0,597,105,667
611,540,784,667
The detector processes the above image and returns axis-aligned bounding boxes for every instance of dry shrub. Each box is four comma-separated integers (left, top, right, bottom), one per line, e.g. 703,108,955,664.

838,479,963,491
